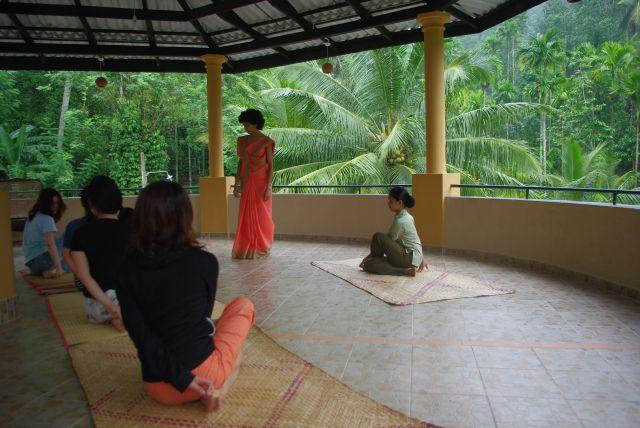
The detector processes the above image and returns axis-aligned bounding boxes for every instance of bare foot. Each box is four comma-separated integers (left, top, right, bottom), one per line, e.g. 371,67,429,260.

200,349,243,412
111,318,126,332
405,266,416,277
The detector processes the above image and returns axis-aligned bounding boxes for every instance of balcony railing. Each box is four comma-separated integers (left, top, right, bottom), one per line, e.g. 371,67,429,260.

8,183,640,205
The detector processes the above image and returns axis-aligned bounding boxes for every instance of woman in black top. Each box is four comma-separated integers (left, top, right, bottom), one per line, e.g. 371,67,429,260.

117,181,255,412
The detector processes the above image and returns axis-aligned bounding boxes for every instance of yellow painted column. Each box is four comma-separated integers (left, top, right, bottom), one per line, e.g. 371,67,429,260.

199,54,234,234
201,54,227,178
412,11,460,247
0,191,17,324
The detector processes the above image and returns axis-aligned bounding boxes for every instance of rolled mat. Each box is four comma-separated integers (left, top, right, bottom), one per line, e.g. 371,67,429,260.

312,258,514,305
20,270,78,295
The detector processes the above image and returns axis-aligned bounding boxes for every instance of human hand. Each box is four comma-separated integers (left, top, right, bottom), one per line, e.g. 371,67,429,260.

263,185,272,201
54,267,64,277
417,259,428,272
188,375,214,398
107,303,122,320
232,185,241,198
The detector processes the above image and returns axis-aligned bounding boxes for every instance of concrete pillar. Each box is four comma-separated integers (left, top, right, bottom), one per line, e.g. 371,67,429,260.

412,12,460,247
199,54,233,234
201,54,227,178
0,191,17,324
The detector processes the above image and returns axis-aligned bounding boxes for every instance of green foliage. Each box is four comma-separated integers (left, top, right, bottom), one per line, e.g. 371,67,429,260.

0,0,637,204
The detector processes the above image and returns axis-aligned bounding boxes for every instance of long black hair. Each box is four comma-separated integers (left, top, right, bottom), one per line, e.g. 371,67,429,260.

28,188,66,222
389,186,415,209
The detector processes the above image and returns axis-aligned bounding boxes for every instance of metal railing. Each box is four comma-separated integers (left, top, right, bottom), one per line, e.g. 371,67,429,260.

7,183,639,205
452,184,640,205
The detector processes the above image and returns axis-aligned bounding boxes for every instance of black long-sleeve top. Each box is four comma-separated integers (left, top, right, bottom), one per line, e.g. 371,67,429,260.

117,246,218,392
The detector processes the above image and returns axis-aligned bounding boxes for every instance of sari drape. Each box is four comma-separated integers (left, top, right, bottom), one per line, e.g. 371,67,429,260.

232,136,275,259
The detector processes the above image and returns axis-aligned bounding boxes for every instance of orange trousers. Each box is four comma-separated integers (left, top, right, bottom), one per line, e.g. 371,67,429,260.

144,296,255,405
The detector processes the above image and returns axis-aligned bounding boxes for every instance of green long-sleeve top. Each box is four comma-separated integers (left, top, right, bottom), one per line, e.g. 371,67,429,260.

388,209,423,267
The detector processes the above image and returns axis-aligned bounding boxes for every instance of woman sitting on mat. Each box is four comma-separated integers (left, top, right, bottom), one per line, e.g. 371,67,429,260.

23,188,67,278
360,186,427,277
62,186,94,276
71,176,132,331
117,181,255,412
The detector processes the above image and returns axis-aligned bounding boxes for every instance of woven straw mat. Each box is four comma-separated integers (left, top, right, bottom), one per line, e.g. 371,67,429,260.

312,258,514,305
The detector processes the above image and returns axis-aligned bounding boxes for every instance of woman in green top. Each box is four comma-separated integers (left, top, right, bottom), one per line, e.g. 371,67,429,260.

360,187,427,276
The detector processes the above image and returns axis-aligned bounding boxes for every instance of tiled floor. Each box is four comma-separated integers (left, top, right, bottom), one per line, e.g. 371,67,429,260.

2,237,640,427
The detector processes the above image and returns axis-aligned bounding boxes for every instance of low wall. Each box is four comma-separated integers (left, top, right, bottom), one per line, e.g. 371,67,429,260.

226,194,391,240
444,197,640,291
10,193,639,290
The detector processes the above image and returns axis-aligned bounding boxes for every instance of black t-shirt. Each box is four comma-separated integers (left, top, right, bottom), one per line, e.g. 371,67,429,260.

70,218,132,298
117,247,218,392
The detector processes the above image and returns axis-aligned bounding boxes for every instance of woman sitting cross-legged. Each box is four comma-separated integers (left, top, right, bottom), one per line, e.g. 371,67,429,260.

71,176,132,331
360,186,428,277
117,180,255,412
22,188,67,278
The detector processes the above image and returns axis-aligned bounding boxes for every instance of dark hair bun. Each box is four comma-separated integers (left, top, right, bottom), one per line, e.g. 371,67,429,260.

388,186,415,208
404,194,415,208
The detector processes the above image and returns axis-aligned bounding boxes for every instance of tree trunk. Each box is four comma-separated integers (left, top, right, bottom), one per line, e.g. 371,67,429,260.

188,144,192,186
56,76,72,149
635,117,639,177
140,152,147,187
540,111,547,175
120,75,124,98
174,124,179,182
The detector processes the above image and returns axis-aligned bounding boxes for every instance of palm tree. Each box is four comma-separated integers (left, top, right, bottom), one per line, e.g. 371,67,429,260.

519,30,565,174
0,124,42,178
618,0,640,37
226,45,543,193
546,140,639,203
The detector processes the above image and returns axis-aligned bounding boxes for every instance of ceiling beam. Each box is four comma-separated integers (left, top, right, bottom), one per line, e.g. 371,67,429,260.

230,21,470,73
218,10,291,59
0,22,472,74
478,0,548,31
73,0,97,46
446,5,479,30
344,0,394,42
140,0,156,48
0,0,264,21
267,0,312,32
176,0,217,49
221,2,456,56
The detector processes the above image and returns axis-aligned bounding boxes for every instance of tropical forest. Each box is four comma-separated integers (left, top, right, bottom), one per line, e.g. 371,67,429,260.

1,0,639,204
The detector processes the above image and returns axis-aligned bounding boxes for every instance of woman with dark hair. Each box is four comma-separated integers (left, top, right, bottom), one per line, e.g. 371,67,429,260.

71,175,131,331
360,186,427,276
231,108,275,259
22,188,67,277
62,186,94,275
118,181,255,411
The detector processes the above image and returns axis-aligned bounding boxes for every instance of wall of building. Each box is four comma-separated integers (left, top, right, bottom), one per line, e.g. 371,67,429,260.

444,197,640,290
9,193,639,290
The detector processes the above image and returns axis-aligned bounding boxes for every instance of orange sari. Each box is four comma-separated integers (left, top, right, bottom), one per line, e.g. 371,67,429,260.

232,135,275,259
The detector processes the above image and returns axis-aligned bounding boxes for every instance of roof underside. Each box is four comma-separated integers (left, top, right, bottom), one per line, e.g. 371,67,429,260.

0,0,547,74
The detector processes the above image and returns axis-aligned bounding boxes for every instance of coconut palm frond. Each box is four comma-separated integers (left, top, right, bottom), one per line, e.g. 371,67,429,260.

260,88,372,140
447,137,541,176
447,102,551,137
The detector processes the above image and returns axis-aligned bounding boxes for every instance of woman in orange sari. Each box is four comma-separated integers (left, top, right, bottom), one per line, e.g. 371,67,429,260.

232,109,275,259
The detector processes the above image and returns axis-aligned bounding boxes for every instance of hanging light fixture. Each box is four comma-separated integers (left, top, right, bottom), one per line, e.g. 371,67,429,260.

321,39,334,74
95,56,108,88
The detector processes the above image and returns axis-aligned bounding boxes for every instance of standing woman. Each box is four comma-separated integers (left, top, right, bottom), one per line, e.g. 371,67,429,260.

22,188,66,278
360,186,427,276
232,109,275,259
